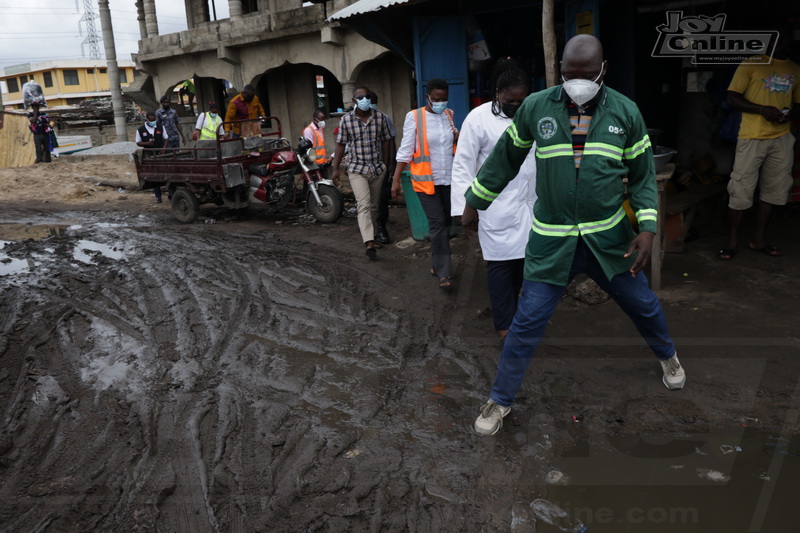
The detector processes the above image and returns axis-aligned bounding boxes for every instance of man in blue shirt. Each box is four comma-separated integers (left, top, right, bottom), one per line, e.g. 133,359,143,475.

155,95,185,148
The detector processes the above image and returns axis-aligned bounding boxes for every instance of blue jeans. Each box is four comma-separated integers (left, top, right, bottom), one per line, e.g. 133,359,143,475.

490,238,676,407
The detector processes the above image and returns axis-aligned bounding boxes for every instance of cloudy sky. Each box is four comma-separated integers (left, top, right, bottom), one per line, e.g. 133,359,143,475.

0,0,230,72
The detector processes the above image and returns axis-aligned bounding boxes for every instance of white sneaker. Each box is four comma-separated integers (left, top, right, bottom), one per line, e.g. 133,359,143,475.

474,400,511,436
660,353,686,390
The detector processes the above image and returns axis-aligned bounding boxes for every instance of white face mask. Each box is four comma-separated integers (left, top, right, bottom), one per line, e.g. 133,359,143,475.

561,66,603,106
317,120,326,129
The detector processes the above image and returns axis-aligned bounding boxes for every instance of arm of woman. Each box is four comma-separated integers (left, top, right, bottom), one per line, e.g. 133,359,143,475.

450,111,482,220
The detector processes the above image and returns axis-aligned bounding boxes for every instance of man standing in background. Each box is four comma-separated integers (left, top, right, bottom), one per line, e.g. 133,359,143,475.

156,95,185,148
719,24,800,260
225,85,266,138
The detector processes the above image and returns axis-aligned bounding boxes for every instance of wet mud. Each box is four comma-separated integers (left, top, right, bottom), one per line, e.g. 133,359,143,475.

1,200,799,532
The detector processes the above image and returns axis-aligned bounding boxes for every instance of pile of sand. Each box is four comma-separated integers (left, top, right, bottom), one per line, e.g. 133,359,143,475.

0,156,140,204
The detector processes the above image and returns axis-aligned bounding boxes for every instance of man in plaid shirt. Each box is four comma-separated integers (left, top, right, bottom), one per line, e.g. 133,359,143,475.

332,86,393,260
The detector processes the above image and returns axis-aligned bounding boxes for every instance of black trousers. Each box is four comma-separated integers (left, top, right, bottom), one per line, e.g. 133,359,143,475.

377,172,392,229
33,133,51,163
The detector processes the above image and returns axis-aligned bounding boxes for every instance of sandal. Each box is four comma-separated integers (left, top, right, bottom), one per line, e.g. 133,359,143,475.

718,248,737,261
748,243,782,257
438,276,454,289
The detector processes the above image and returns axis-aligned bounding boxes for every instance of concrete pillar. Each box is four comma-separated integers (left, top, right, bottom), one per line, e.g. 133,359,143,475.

136,0,147,39
341,81,355,108
229,0,243,20
143,0,159,37
97,0,127,142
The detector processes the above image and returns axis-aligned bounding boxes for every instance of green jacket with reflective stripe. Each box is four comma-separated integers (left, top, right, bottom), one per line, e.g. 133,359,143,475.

465,85,657,285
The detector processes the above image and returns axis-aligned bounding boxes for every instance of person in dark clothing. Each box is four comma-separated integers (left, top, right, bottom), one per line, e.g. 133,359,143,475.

136,111,169,203
28,103,52,163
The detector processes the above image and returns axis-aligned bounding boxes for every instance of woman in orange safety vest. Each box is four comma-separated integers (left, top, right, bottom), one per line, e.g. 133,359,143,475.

391,78,458,290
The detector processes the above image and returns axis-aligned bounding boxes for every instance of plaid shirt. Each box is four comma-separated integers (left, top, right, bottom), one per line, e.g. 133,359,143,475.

336,109,391,177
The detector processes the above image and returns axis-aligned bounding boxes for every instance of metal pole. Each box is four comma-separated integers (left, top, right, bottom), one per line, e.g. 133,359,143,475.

97,0,127,141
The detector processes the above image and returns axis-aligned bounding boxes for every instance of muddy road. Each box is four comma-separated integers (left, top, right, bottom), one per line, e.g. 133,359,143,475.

1,195,799,532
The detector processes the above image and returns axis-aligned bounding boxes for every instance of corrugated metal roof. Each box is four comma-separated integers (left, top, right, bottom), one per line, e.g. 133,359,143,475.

328,0,412,21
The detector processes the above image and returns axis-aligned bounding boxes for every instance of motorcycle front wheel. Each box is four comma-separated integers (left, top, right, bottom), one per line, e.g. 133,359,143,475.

307,184,343,224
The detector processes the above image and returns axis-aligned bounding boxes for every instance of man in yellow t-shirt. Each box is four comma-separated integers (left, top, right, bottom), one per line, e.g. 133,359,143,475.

721,27,800,261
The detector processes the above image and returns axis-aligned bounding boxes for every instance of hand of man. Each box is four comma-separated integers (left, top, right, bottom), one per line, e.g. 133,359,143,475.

331,168,341,188
460,204,480,240
191,131,199,141
390,177,402,200
761,106,787,123
624,231,655,276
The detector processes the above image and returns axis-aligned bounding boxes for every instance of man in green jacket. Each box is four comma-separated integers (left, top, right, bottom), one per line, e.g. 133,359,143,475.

462,34,686,436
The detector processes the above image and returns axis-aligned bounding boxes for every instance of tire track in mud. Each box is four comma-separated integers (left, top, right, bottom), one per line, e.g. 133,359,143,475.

0,222,431,532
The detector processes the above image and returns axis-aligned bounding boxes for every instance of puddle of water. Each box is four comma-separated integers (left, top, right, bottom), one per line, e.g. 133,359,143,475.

73,240,126,264
524,428,799,532
0,255,32,276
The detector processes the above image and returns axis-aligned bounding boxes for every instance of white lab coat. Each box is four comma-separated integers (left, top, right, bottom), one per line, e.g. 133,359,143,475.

451,102,537,261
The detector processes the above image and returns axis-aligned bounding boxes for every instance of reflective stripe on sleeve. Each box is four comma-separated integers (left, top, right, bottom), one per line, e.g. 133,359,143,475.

623,135,652,160
506,122,533,149
470,179,499,203
636,208,657,223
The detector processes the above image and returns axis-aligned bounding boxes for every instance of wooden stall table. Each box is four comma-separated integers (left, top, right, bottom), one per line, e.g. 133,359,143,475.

650,163,675,291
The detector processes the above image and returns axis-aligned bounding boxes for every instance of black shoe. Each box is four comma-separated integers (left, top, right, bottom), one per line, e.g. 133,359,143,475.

366,247,377,261
374,227,391,244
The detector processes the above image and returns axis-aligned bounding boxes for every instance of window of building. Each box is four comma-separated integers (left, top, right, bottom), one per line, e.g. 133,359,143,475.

7,78,19,93
119,69,128,83
19,75,27,85
87,68,94,74
43,71,53,87
63,69,79,86
100,68,107,74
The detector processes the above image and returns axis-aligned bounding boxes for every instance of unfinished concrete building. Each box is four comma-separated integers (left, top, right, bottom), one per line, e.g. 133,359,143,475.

128,0,413,147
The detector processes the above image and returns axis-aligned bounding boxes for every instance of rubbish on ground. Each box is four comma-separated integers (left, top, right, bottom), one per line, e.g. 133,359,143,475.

720,445,742,454
531,498,589,532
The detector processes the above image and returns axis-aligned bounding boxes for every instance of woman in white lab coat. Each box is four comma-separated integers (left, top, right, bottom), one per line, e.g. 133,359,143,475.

451,66,537,340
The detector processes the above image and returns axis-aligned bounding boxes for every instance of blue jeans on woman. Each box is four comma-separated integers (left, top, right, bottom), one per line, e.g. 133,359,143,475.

490,237,676,407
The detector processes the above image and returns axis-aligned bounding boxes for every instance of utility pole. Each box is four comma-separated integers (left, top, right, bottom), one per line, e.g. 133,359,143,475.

542,0,557,87
97,0,127,141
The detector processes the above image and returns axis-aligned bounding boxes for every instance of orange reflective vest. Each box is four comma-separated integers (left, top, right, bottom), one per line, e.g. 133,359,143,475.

304,124,327,164
410,107,456,195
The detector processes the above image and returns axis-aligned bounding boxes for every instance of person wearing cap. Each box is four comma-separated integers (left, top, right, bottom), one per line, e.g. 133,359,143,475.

192,102,226,141
155,95,185,148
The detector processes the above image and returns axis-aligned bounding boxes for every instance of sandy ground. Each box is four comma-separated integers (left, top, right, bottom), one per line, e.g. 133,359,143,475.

1,155,799,532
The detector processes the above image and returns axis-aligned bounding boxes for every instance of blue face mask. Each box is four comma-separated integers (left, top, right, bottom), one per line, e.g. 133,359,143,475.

430,100,447,114
209,113,218,118
356,97,372,111
147,120,157,128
